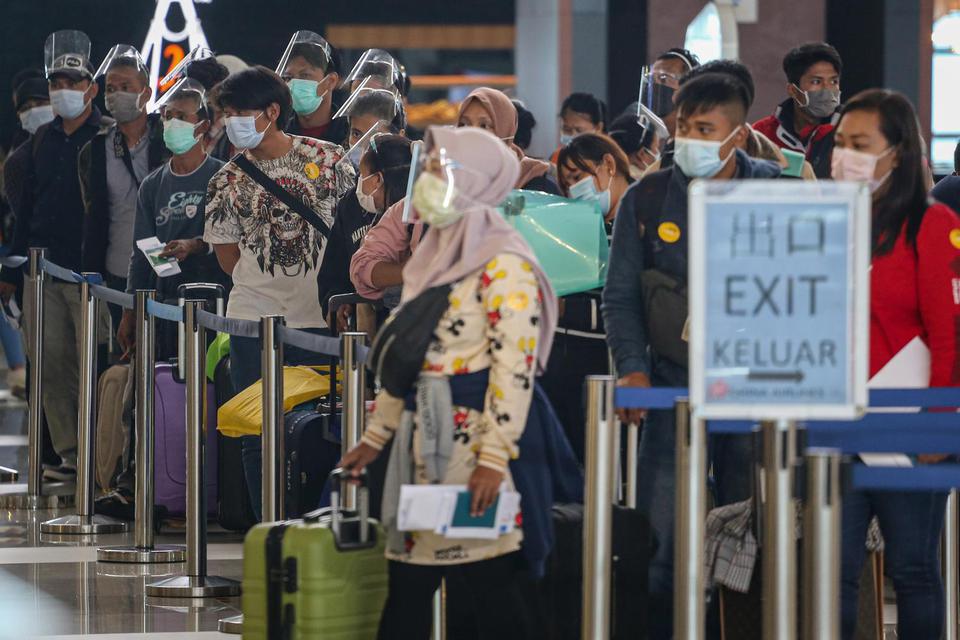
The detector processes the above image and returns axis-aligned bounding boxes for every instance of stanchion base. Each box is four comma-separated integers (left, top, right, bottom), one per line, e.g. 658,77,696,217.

39,513,128,535
146,575,241,599
0,485,75,509
0,467,19,483
218,613,243,634
97,544,185,564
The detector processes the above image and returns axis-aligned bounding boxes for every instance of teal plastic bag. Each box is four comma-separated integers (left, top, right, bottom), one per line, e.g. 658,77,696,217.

498,190,609,297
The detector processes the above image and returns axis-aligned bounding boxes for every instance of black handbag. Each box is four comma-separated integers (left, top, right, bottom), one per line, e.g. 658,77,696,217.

367,284,452,398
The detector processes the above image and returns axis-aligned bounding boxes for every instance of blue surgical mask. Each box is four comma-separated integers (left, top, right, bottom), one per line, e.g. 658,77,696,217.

673,127,740,179
568,175,612,215
50,88,88,120
559,133,575,146
289,78,325,116
19,105,54,134
225,112,268,150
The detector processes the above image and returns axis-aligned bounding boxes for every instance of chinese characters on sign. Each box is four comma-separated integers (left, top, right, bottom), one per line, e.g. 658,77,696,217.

690,181,870,420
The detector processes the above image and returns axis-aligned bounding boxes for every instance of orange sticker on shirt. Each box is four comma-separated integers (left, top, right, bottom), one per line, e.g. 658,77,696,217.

304,162,320,180
950,228,960,250
658,222,681,244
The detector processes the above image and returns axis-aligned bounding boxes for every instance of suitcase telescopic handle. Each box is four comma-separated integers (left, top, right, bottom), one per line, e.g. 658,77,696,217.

328,468,371,547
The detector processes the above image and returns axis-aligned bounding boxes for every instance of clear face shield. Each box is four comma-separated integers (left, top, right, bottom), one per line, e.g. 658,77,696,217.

341,49,400,93
275,30,332,81
336,120,394,176
637,102,670,153
94,44,149,82
402,133,485,225
334,77,403,125
44,29,92,79
160,46,215,87
638,65,682,120
154,77,206,120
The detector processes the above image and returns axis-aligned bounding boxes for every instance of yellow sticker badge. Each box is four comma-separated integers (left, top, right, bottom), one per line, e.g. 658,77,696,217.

950,228,960,250
304,162,320,180
658,221,681,244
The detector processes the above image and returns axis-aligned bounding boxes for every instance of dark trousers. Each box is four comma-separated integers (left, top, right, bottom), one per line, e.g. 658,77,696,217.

840,488,948,640
377,553,531,640
230,328,329,521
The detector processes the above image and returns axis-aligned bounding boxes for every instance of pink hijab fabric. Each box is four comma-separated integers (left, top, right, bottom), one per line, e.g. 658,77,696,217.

401,126,558,370
458,87,552,189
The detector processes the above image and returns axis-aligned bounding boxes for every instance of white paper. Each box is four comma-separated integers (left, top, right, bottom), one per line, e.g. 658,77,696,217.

396,484,463,532
860,336,931,467
136,236,181,278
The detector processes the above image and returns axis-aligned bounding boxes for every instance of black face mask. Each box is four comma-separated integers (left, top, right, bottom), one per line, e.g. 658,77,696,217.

645,83,676,119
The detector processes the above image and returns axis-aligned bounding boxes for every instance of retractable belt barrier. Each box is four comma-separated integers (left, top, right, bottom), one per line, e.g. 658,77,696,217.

606,383,960,640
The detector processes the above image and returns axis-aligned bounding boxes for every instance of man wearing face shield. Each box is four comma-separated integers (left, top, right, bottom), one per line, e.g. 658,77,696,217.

635,48,699,170
79,45,168,333
277,31,349,145
754,41,842,178
0,30,108,483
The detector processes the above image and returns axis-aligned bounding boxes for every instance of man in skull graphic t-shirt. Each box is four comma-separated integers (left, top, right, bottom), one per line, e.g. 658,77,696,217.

204,135,354,329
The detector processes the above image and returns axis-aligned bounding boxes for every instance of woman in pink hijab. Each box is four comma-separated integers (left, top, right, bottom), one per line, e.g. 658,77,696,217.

457,86,560,194
341,127,574,640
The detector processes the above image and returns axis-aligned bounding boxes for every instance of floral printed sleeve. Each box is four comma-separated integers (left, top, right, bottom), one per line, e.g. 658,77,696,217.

477,253,542,472
203,166,242,245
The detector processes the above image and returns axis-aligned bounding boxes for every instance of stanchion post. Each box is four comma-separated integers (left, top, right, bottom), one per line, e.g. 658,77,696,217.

260,315,285,522
98,290,184,562
625,422,639,509
341,331,366,511
762,419,797,640
803,448,841,640
944,489,959,640
146,299,240,597
42,274,127,534
582,375,616,640
674,398,707,640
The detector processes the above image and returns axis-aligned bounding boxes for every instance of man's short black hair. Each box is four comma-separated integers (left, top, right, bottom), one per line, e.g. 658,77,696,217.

185,57,229,92
680,59,755,107
105,58,148,85
954,139,960,174
656,47,700,71
214,65,292,132
674,72,750,123
782,42,842,85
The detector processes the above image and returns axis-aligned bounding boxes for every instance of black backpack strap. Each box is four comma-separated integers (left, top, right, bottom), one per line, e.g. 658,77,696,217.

634,169,672,270
232,153,331,239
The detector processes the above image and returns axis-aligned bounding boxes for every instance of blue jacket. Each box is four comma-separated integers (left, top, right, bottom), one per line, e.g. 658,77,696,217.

602,150,781,384
439,370,584,578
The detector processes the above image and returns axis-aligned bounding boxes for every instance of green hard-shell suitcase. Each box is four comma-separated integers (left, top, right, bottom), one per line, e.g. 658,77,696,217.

242,469,388,639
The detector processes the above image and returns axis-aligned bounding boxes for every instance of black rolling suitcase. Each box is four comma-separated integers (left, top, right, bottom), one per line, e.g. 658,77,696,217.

215,356,259,531
538,503,653,640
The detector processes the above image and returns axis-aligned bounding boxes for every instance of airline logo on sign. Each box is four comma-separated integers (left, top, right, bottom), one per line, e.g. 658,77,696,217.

142,0,212,109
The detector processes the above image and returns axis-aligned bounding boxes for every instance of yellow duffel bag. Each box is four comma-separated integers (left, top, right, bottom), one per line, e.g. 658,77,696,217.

217,366,338,438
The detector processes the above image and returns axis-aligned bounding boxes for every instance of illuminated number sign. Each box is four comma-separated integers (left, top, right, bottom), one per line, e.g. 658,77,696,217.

142,0,211,107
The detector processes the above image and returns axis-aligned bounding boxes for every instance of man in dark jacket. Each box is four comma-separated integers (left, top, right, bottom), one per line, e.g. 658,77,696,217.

602,72,782,639
79,45,168,332
276,30,349,144
0,30,109,482
753,42,842,178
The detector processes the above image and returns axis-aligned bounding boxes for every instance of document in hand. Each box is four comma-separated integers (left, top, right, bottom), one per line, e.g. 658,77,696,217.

136,236,181,278
396,484,520,540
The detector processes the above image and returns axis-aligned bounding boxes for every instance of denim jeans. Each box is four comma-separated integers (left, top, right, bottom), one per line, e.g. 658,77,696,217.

840,488,947,640
230,328,330,521
637,407,754,640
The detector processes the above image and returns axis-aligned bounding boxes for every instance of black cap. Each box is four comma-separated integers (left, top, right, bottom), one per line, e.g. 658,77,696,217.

14,77,50,111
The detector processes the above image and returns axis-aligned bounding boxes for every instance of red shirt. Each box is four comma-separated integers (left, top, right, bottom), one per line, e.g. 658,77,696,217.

869,203,960,386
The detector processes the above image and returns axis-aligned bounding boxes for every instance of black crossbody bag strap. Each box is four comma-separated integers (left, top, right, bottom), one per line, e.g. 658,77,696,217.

232,153,331,239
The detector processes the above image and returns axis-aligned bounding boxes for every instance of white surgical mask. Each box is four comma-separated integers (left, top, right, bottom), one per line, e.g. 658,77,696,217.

673,127,740,179
356,173,382,214
19,105,54,134
831,146,893,193
225,112,269,150
412,173,463,228
568,174,612,216
50,88,89,120
559,133,575,146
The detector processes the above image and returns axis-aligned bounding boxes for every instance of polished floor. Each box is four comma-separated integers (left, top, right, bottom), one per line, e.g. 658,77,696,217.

0,393,243,639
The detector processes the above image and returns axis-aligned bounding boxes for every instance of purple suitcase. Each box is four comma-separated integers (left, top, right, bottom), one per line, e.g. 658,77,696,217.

154,362,219,516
